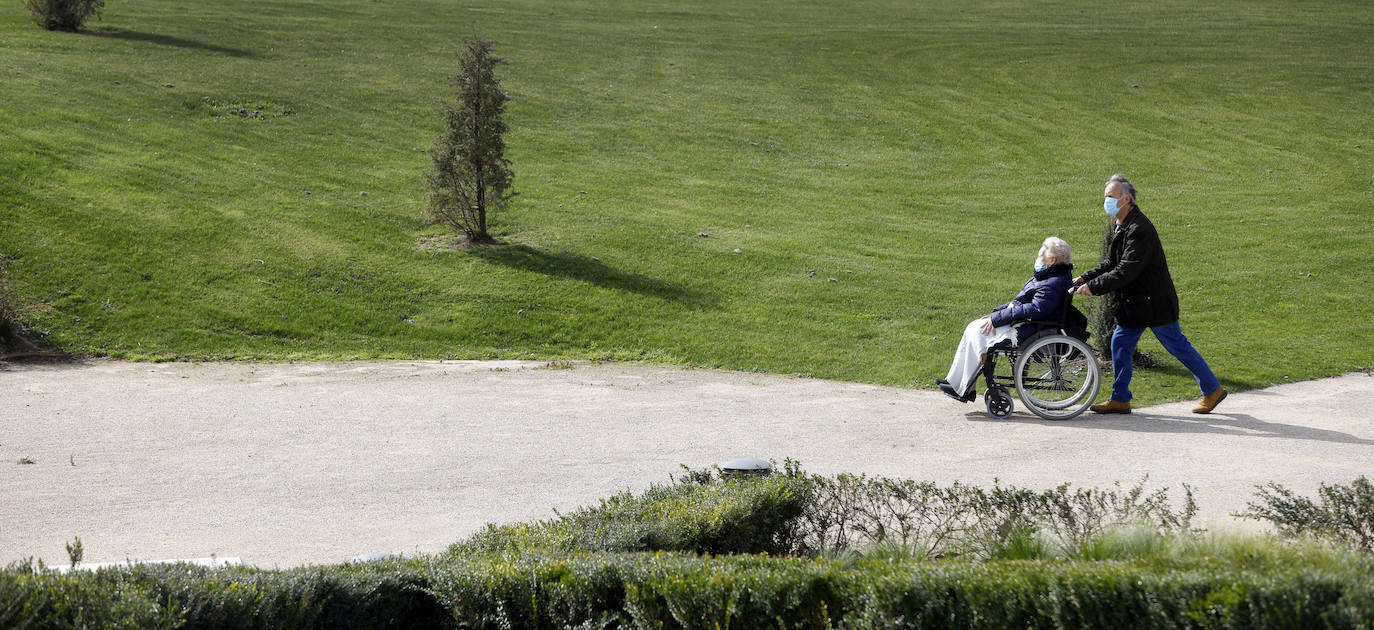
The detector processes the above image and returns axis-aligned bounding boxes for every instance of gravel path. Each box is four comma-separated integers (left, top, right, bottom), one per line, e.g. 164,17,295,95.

3,360,1371,568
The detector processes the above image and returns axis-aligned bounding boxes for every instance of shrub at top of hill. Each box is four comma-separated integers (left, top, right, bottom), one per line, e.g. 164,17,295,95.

25,0,104,31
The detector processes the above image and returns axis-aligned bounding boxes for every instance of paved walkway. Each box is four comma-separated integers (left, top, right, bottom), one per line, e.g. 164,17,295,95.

2,360,1371,568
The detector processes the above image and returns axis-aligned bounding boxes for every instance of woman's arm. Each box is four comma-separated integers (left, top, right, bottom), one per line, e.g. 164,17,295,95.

989,276,1070,326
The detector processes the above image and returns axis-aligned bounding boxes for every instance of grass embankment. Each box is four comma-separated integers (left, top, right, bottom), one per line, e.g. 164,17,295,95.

2,0,1371,403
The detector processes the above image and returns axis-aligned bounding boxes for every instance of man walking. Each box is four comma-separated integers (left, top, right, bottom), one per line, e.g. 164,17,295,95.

1074,174,1226,414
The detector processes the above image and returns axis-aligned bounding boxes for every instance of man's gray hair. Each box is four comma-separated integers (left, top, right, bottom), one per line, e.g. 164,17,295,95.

1108,173,1138,203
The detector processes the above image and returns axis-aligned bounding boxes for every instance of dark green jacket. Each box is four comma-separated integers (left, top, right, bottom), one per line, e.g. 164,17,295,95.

1081,207,1180,328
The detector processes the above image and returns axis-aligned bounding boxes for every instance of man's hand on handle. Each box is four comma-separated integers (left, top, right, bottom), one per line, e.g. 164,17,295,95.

1072,276,1094,296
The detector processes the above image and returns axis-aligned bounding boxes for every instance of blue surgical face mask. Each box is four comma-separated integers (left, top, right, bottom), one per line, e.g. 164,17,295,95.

1104,196,1120,216
1035,258,1048,273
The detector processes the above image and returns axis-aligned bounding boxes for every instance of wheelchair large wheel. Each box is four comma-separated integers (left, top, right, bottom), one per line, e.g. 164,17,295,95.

1013,334,1100,420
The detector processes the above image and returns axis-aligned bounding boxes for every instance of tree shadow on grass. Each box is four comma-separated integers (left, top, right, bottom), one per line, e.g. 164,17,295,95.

470,244,715,308
84,29,258,58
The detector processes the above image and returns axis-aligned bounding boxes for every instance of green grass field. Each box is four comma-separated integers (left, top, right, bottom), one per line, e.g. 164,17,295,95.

2,0,1371,404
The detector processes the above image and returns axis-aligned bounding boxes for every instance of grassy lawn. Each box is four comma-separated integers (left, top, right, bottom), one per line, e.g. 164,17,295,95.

2,0,1371,404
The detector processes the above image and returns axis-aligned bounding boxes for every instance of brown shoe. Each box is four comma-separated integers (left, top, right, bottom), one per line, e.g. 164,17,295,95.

1193,388,1227,414
1090,400,1131,414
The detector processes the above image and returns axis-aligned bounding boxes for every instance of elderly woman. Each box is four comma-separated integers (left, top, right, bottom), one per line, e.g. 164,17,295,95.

936,237,1075,402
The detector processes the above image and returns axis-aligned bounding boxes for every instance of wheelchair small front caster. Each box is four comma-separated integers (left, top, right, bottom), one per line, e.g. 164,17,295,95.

985,385,1014,418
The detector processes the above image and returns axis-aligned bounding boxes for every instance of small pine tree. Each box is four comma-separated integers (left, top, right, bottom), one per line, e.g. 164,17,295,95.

425,39,514,244
25,0,104,31
1088,218,1119,358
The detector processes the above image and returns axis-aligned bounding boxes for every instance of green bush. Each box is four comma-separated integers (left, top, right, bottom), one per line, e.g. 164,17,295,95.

1243,476,1374,552
0,565,181,629
23,0,104,31
450,467,1198,564
0,559,448,630
449,466,815,556
427,551,1374,629
6,470,1374,629
842,556,1374,630
794,474,1196,560
428,552,845,629
8,551,1371,630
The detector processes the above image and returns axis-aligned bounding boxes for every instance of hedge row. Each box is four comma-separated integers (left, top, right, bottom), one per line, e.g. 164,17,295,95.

449,468,813,556
451,464,1200,561
6,551,1373,629
0,560,445,630
433,551,1374,629
5,472,1371,628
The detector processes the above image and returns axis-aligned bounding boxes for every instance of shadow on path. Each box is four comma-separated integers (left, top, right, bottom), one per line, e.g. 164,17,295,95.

84,29,258,58
966,410,1374,447
470,244,714,307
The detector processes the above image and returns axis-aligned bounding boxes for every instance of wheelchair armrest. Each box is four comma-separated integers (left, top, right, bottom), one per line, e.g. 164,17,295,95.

1016,319,1061,329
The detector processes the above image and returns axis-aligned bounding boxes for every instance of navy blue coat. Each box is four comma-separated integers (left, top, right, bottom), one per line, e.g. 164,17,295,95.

989,263,1073,344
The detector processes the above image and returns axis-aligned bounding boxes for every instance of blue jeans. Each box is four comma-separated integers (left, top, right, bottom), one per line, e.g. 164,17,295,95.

1111,321,1219,402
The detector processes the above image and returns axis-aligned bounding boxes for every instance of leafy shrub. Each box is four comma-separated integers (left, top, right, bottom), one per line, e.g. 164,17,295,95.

6,473,1373,630
1243,476,1374,552
449,464,1198,569
0,559,448,630
428,550,1374,629
0,565,181,629
429,552,846,629
841,555,1374,630
449,466,815,556
24,0,104,31
8,550,1372,630
793,474,1196,560
451,464,1197,565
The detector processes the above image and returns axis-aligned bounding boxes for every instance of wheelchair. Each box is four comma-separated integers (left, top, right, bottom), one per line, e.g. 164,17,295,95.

978,289,1101,420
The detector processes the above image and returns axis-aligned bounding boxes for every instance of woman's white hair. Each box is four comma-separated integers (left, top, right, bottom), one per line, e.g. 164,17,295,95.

1042,236,1072,264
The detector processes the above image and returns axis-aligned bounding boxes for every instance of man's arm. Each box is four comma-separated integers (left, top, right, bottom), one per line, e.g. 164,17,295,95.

1086,223,1154,295
1077,261,1110,285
